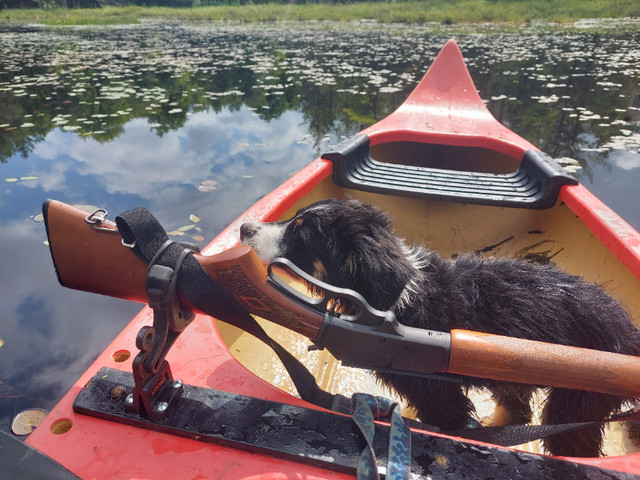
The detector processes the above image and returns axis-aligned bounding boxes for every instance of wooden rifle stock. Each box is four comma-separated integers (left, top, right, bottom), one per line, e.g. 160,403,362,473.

42,199,323,338
43,199,640,397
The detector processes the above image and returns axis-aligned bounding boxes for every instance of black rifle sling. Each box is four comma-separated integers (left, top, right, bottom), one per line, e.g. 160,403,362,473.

115,206,335,410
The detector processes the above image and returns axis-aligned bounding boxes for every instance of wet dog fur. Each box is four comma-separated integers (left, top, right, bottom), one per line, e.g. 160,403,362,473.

240,198,640,457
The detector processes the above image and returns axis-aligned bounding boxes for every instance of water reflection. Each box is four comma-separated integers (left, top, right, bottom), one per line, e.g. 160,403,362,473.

1,23,639,433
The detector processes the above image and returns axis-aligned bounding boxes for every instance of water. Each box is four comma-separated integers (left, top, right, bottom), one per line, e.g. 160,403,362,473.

1,22,639,435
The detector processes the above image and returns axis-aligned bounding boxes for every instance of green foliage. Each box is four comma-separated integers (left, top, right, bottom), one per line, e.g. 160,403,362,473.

2,0,639,24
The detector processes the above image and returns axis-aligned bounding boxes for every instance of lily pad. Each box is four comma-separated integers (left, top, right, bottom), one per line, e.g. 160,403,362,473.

189,214,201,223
11,409,48,436
198,180,217,192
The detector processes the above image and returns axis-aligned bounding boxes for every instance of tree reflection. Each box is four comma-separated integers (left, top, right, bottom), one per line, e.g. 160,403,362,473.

1,25,638,175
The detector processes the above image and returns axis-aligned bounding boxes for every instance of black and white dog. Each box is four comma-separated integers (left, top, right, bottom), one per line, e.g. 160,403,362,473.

240,198,640,457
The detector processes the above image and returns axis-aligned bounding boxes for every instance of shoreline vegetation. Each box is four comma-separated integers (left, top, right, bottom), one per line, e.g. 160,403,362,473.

1,1,639,28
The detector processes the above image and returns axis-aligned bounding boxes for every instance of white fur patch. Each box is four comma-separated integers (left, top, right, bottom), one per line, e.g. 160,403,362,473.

397,241,428,309
400,241,430,270
241,222,286,262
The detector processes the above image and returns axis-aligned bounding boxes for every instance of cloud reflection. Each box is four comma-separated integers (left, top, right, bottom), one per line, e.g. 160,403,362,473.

32,106,314,206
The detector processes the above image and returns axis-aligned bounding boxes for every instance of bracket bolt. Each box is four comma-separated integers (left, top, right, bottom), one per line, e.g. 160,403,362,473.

111,385,126,398
154,401,169,413
124,394,134,406
173,380,183,389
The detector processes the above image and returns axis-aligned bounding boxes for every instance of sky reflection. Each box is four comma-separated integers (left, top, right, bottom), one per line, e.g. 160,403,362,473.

0,23,639,435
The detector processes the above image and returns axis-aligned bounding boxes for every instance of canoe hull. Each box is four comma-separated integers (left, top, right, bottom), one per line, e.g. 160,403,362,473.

27,40,640,478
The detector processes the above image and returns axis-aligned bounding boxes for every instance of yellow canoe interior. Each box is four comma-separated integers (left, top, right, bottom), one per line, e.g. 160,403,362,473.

217,142,640,457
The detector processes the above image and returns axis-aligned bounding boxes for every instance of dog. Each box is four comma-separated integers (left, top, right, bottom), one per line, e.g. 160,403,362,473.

240,198,640,457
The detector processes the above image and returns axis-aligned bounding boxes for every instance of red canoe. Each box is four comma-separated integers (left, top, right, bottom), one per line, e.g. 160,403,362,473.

27,40,640,478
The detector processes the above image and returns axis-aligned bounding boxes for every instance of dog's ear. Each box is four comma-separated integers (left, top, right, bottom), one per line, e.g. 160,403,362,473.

327,204,415,311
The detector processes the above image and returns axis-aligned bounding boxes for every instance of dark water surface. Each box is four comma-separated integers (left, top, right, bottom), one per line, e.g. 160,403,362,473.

1,22,639,435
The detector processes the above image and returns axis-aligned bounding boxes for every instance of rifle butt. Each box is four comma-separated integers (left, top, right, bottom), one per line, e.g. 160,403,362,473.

43,199,149,303
42,199,322,338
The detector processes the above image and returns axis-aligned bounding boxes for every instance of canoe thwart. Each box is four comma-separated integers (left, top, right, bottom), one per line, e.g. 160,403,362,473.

73,367,628,479
323,135,577,209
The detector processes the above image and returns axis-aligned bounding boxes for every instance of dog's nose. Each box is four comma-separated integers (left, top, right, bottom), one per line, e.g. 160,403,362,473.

240,222,257,241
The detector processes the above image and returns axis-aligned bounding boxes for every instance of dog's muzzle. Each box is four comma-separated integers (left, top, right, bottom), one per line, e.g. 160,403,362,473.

240,222,258,242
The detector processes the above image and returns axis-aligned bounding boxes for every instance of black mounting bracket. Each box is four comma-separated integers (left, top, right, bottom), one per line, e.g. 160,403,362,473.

123,258,195,422
72,367,624,479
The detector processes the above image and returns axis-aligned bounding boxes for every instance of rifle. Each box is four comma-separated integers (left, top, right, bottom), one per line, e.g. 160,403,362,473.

43,199,640,398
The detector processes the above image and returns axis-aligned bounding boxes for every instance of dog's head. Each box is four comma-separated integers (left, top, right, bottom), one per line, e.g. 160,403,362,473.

240,198,415,310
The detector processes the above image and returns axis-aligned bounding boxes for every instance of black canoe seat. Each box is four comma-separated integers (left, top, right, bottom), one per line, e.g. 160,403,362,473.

322,134,578,209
